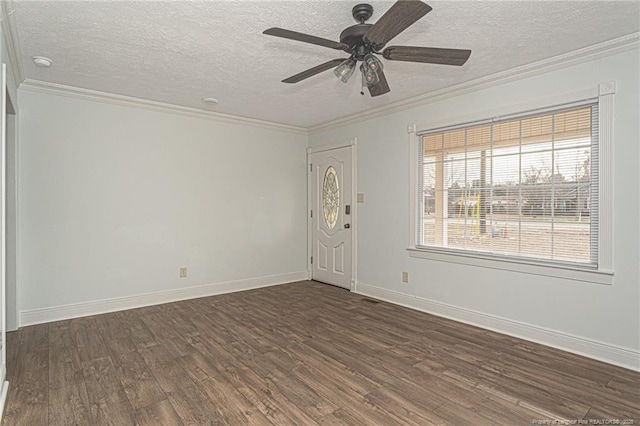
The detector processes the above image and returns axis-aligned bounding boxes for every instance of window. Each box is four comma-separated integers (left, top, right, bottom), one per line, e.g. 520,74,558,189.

415,102,600,268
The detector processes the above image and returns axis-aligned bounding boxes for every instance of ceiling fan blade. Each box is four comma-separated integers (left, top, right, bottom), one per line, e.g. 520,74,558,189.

282,59,346,83
383,46,471,66
364,1,432,48
264,28,348,51
368,68,390,97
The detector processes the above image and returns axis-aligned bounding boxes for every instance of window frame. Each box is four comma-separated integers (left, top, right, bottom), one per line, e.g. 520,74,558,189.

407,83,615,285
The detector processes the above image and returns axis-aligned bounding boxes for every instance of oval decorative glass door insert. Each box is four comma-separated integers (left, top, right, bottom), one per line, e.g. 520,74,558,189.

322,166,339,229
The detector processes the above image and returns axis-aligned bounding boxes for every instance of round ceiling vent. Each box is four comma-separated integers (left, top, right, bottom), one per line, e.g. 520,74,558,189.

32,56,53,67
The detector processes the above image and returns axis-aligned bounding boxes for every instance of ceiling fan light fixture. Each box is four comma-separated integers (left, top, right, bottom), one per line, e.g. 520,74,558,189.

361,64,379,87
333,58,356,83
363,54,383,73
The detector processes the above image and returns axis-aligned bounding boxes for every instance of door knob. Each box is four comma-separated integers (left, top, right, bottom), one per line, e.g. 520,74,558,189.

344,223,351,229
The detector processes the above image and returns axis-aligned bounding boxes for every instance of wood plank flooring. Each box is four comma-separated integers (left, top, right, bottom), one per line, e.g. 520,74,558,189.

3,281,639,425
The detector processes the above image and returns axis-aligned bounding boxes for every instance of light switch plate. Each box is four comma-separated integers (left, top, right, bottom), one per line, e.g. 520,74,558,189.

357,193,365,203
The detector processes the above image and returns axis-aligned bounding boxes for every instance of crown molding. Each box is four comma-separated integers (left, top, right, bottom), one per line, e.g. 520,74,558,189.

8,29,638,135
19,79,308,135
0,0,24,89
308,32,640,134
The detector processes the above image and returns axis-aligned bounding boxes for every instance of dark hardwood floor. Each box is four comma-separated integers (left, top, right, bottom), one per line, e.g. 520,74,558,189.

2,281,638,425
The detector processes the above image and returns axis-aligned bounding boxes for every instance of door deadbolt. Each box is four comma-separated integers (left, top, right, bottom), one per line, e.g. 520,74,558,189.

344,223,351,229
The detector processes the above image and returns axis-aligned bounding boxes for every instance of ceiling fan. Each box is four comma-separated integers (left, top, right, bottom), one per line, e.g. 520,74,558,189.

263,1,471,97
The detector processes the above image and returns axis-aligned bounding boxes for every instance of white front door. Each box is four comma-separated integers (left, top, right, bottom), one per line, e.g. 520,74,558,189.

310,146,352,289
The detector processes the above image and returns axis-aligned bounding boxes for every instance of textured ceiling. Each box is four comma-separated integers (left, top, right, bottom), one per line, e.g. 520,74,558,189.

10,1,640,128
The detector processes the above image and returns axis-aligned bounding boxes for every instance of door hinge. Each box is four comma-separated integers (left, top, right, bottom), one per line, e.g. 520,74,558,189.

309,164,312,172
310,256,313,264
310,209,313,218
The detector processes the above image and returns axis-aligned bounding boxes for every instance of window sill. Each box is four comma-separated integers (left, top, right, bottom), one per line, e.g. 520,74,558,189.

407,247,613,285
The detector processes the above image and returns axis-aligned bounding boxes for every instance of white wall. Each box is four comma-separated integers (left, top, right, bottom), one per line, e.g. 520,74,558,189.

18,89,308,318
309,48,640,368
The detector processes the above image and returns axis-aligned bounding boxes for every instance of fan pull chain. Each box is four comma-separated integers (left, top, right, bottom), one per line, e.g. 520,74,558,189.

360,66,365,96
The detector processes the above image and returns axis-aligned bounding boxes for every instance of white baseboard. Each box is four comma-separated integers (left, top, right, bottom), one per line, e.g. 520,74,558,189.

355,282,640,372
0,381,8,421
20,271,309,327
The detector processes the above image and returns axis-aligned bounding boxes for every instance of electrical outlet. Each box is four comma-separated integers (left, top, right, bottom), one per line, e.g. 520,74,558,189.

402,271,409,283
180,267,188,278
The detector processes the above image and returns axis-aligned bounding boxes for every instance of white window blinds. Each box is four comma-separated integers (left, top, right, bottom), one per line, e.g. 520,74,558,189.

417,101,599,267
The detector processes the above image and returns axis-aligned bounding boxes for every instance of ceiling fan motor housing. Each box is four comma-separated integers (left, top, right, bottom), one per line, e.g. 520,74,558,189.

340,24,374,53
339,3,376,56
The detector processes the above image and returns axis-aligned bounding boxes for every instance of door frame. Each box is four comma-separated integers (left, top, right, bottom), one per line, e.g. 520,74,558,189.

307,138,357,291
0,64,7,418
